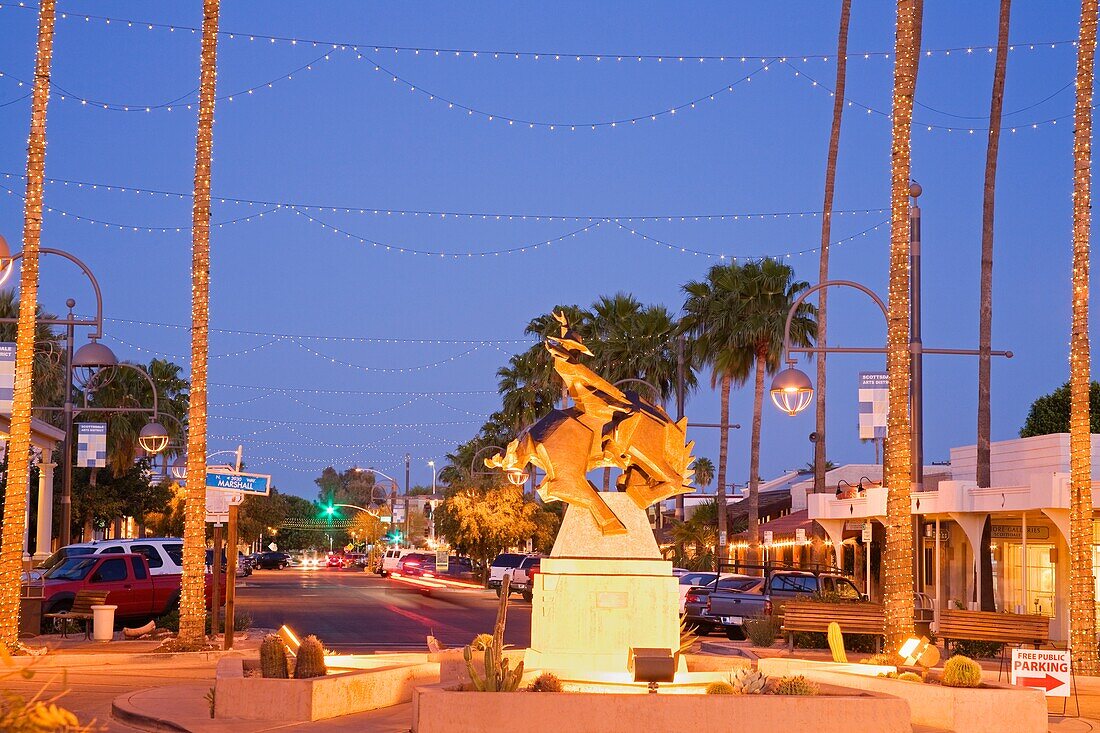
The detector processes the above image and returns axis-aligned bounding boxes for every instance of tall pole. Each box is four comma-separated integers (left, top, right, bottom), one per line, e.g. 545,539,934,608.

0,0,56,647
59,304,75,546
675,335,686,522
179,0,221,646
909,189,924,595
224,444,242,650
211,523,222,635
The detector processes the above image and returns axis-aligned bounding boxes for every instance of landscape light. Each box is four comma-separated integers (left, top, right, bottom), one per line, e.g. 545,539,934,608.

898,636,940,668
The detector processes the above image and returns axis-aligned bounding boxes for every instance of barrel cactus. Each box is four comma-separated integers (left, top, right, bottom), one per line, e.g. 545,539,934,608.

942,655,982,688
471,633,494,651
771,675,820,696
705,681,736,695
259,634,289,678
897,672,924,683
293,635,328,679
727,667,768,695
827,621,847,663
527,672,563,692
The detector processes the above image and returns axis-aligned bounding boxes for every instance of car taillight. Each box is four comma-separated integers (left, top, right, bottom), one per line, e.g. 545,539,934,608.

687,592,704,605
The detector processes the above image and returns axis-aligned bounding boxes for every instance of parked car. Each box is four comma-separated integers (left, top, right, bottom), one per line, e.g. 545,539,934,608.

676,571,719,614
510,557,542,601
253,551,290,570
706,571,863,640
35,538,185,578
40,553,223,625
488,553,528,592
397,552,437,577
682,575,763,635
377,548,416,576
204,549,252,578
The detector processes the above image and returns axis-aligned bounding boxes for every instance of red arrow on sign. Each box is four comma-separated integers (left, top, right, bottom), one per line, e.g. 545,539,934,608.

1016,674,1064,692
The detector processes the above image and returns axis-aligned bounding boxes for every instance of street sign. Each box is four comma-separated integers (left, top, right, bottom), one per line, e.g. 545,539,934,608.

1011,648,1070,697
862,522,873,543
206,489,231,524
763,530,774,546
268,542,278,551
206,469,271,496
435,550,449,571
795,528,806,544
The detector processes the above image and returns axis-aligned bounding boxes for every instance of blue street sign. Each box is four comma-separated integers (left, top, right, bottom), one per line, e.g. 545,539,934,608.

205,470,271,495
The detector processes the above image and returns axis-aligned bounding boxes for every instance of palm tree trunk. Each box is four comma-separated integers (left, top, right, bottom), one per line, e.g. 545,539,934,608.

813,0,851,567
179,0,221,646
603,467,612,491
977,0,1012,614
1069,0,1099,677
882,0,923,654
0,0,56,647
748,353,766,557
715,373,731,571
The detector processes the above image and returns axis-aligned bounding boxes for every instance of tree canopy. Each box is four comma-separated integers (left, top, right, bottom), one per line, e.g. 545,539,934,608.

1019,381,1100,437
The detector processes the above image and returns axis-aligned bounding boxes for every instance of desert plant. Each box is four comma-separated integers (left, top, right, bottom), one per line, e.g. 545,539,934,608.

0,643,99,732
727,667,768,695
705,681,736,694
203,688,215,719
770,675,820,696
941,655,983,688
742,615,780,647
259,634,289,679
463,575,524,692
678,615,698,657
861,653,894,666
897,672,923,683
471,633,494,651
827,621,847,663
950,639,1002,659
293,635,328,679
527,673,563,692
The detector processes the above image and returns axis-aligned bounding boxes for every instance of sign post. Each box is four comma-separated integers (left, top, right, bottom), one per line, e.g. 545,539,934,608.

224,445,243,650
1011,648,1070,697
862,522,873,597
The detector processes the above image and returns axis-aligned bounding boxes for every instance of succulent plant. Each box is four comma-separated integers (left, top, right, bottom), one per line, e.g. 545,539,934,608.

527,672,563,692
897,672,924,683
463,575,524,692
293,635,328,679
770,675,820,696
861,653,894,666
471,633,495,651
259,633,289,678
942,655,983,688
727,667,768,695
705,681,736,695
827,622,847,664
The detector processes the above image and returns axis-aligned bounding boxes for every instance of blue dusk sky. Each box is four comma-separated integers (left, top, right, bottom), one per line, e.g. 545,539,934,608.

0,2,1091,498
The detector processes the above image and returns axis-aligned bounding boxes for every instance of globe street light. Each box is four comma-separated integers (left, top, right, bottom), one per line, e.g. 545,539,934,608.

138,421,170,454
769,367,815,417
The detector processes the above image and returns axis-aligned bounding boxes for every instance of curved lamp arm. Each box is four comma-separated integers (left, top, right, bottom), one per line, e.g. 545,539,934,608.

9,248,106,340
83,361,159,416
781,279,888,367
470,445,507,477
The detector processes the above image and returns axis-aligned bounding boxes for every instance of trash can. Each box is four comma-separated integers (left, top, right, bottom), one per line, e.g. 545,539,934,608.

89,604,117,643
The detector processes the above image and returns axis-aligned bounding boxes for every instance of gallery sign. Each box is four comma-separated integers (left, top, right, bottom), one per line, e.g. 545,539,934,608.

991,525,1050,541
857,372,888,440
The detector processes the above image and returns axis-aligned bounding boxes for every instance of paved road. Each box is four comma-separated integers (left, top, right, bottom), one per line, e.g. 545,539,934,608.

235,568,532,652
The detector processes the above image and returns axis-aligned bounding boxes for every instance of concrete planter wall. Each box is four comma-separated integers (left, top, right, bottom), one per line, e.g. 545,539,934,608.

214,657,438,722
759,659,1047,733
411,686,911,733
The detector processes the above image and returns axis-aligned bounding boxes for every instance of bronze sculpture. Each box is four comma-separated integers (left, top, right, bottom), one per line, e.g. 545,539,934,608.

488,313,695,535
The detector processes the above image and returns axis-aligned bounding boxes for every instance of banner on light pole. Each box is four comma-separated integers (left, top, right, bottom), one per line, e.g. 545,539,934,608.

857,372,888,440
0,342,14,415
77,423,108,468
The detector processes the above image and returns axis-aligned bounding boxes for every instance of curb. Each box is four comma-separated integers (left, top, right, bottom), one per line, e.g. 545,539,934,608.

111,693,192,733
699,641,760,660
8,648,248,668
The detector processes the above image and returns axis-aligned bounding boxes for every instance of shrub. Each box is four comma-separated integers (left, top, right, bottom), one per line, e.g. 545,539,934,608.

156,609,252,634
861,653,894,666
897,672,923,683
527,673,563,692
793,631,879,653
743,615,781,647
705,681,736,695
941,655,983,688
770,675,820,696
950,639,1002,659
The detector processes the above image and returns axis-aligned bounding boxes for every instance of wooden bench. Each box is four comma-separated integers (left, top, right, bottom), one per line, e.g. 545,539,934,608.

43,590,110,639
937,609,1049,648
782,601,885,652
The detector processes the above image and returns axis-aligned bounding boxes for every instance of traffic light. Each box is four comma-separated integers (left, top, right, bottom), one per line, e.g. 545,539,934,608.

319,502,339,519
386,529,403,545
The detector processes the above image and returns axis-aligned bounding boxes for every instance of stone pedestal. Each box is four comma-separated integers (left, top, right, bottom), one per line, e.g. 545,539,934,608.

525,493,680,676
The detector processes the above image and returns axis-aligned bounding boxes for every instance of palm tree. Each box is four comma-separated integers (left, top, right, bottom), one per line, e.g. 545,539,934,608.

682,263,751,568
882,0,924,653
813,0,851,507
0,0,56,648
0,291,65,416
976,0,1013,613
497,349,558,434
691,457,714,491
178,0,221,646
734,259,815,561
1069,0,1099,676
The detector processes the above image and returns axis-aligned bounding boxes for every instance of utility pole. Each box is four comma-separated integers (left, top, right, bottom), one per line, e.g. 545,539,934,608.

59,300,75,546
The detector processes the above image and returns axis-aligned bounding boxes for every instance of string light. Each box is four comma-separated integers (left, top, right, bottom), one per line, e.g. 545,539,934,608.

0,4,1079,65
0,0,55,648
882,0,919,655
210,383,496,395
1068,0,1099,677
210,415,479,428
178,0,220,646
2,170,891,222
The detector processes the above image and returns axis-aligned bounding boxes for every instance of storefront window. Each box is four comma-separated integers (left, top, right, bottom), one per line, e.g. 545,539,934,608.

1003,542,1056,617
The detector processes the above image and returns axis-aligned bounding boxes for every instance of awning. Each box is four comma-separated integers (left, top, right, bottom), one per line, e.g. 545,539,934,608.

731,508,813,541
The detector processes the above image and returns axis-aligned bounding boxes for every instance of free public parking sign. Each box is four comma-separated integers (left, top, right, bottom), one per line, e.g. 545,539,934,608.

1010,648,1070,697
205,470,271,496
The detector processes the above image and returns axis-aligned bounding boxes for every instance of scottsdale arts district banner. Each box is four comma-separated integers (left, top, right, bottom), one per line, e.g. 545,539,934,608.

858,372,888,441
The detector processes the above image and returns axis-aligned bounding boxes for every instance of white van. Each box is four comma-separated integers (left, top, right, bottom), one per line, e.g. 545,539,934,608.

377,548,416,576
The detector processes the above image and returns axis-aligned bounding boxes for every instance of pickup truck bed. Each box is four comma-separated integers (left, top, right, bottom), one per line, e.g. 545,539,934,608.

706,571,863,640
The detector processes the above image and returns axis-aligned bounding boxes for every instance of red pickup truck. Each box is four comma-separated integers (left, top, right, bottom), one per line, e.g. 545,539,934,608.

40,552,223,621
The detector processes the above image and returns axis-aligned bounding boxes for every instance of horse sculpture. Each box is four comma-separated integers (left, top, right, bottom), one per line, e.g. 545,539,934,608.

487,313,695,535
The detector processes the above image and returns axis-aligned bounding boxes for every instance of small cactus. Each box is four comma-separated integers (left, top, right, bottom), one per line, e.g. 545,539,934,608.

827,621,847,664
527,672,563,692
897,672,923,683
770,675,820,696
727,667,768,695
942,655,983,688
463,575,524,692
705,681,736,695
259,634,288,678
293,635,328,679
471,633,494,651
